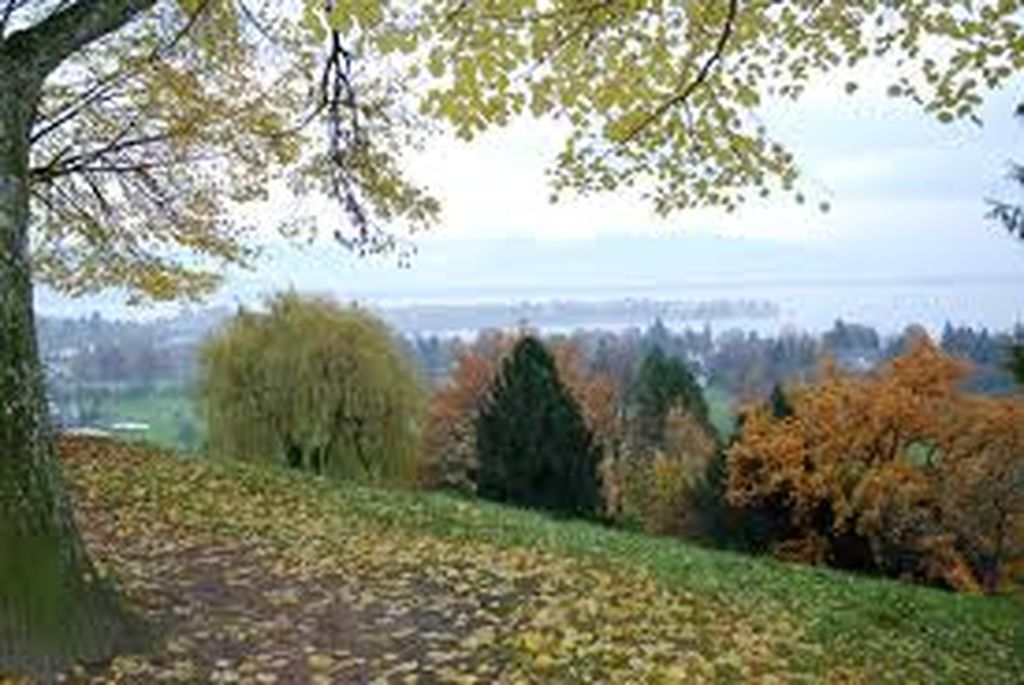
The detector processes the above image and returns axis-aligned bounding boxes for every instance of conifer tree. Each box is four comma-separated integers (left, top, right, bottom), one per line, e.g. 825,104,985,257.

476,336,600,518
633,347,711,447
768,383,794,419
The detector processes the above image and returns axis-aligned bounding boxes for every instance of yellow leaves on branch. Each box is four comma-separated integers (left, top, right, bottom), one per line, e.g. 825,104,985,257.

410,0,1024,215
35,0,1024,303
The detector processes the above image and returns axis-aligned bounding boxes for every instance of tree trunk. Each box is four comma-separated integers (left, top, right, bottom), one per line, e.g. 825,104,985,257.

0,62,141,678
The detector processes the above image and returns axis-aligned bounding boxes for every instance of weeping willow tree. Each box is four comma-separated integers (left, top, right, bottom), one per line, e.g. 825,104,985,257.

201,293,424,485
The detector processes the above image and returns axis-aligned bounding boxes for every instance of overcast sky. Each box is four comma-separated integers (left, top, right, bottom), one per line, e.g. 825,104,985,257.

38,69,1024,333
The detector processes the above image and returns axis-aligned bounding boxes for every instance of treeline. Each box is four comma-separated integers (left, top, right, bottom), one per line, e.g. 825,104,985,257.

39,309,224,428
40,307,1024,430
404,318,1024,401
380,297,779,335
416,328,715,531
200,295,1023,594
39,309,224,386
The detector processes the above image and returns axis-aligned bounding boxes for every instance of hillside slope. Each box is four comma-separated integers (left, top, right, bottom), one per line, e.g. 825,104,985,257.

48,438,1024,683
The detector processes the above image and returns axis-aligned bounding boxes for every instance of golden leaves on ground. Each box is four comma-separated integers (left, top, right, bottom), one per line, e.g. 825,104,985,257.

59,437,806,683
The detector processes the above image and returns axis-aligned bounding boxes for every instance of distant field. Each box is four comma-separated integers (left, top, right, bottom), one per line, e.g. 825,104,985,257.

96,386,203,453
91,383,736,454
705,384,737,439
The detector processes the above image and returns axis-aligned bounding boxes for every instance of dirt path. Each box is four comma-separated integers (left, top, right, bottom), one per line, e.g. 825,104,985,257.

47,438,807,684
73,499,513,683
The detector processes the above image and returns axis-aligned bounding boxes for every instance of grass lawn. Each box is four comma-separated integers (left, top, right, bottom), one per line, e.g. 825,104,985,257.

704,384,737,440
96,386,203,453
54,438,1023,684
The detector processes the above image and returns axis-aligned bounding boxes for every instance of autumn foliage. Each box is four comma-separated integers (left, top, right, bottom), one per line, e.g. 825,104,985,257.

417,332,512,492
418,332,624,498
613,409,718,536
727,338,1024,593
475,337,602,517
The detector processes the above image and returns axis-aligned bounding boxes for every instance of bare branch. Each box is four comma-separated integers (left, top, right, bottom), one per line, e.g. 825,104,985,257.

30,129,168,182
31,72,126,144
319,13,372,245
236,0,275,43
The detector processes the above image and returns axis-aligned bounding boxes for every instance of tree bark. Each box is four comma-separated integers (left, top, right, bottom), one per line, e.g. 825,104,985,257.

0,6,152,673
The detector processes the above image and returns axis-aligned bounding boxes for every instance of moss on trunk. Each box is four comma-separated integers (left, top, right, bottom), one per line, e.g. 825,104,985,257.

0,62,145,678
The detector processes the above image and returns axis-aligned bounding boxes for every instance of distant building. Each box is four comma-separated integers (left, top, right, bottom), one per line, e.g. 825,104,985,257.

110,422,150,433
63,426,113,439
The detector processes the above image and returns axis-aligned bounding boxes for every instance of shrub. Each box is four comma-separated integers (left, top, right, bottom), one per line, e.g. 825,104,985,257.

611,407,718,535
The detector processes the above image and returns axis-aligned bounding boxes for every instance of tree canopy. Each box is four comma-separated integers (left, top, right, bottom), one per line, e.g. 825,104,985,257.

6,0,440,302
6,0,1023,304
728,338,1024,592
200,293,424,485
408,0,1024,215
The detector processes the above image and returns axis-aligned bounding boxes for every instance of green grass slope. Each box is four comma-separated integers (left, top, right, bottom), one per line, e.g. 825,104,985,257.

60,438,1023,684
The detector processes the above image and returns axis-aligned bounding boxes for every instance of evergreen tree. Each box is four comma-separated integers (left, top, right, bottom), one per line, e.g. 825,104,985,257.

633,346,711,447
1006,345,1024,386
476,336,601,518
768,383,794,419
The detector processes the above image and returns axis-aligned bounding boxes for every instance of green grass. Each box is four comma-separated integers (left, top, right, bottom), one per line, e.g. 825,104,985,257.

97,386,203,452
704,384,737,439
201,457,1023,682
67,439,1023,682
93,382,738,454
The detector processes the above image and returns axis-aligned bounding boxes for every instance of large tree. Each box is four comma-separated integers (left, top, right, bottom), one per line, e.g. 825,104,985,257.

0,0,433,674
476,336,602,518
2,0,1021,674
200,292,424,484
419,333,620,497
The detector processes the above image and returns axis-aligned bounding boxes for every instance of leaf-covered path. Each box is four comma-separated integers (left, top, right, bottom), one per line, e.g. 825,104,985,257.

19,438,1023,683
54,438,796,683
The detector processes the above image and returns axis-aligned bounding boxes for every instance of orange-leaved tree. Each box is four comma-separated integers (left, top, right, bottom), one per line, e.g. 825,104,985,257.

727,337,1023,592
417,331,513,492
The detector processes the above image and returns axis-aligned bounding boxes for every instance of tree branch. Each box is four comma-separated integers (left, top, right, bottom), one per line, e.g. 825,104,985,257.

4,0,157,80
30,131,167,182
29,0,210,145
618,0,739,145
0,0,29,40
